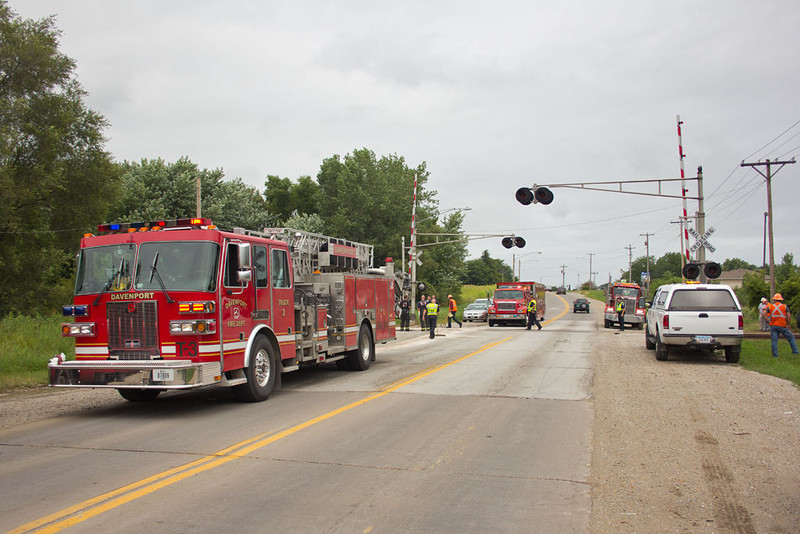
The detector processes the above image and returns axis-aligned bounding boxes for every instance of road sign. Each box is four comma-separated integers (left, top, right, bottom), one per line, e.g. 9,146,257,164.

689,226,716,253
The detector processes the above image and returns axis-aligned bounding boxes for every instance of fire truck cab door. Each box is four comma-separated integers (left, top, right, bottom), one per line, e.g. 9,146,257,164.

268,246,295,361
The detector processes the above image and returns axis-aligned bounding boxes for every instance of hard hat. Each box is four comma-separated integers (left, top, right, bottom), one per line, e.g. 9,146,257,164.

773,293,784,301
761,297,767,302
447,294,452,298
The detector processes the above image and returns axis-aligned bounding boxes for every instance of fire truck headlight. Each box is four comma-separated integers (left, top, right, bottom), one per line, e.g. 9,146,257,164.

61,323,95,337
170,320,216,335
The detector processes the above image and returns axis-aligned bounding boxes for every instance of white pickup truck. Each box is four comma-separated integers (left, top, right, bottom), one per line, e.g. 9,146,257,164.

645,283,744,363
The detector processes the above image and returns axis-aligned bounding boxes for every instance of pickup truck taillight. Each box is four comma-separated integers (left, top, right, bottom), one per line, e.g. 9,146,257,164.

738,314,744,330
662,314,669,330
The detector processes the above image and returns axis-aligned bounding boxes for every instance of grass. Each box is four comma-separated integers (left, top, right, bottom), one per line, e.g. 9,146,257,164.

0,314,75,389
740,338,800,387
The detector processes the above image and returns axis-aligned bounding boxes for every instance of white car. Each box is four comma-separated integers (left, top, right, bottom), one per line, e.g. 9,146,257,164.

462,302,489,322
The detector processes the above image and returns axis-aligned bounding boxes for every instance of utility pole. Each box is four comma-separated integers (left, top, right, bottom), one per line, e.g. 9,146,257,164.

762,212,768,269
560,264,567,289
586,252,595,289
196,175,202,217
741,158,796,298
625,244,635,282
640,233,653,295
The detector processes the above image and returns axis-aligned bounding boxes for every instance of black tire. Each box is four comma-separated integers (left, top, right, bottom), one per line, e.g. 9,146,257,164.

655,333,669,361
234,336,277,402
636,322,644,330
604,319,611,328
724,346,741,363
488,320,495,327
118,389,161,402
347,323,374,371
645,327,655,350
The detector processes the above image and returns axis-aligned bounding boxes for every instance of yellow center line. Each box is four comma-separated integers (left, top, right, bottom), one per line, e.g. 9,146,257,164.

12,337,513,533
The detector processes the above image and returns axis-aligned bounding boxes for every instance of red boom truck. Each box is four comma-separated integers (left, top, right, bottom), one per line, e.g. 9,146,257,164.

487,281,546,327
49,219,396,402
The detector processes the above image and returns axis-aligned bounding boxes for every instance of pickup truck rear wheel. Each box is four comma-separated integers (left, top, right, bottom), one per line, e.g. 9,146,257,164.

655,334,669,361
724,346,741,363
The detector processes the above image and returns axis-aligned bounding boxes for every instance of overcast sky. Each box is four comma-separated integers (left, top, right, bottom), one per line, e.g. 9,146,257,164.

16,0,800,287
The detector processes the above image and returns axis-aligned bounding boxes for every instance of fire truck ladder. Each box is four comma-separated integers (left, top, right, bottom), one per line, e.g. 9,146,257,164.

235,227,374,276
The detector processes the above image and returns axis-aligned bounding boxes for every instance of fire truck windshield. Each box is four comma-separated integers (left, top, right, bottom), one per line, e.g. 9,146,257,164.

494,290,524,300
75,245,136,294
134,242,220,292
613,287,640,298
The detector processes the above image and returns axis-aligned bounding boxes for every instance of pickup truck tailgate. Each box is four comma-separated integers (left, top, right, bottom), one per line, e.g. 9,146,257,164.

667,311,740,336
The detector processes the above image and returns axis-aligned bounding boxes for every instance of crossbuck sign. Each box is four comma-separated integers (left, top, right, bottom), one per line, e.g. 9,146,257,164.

689,226,716,253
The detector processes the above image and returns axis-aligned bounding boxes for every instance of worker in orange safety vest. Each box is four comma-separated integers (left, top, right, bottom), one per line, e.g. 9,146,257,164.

763,293,799,358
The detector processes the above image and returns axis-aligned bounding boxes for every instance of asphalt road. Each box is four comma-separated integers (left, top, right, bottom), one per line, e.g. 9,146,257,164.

1,293,595,534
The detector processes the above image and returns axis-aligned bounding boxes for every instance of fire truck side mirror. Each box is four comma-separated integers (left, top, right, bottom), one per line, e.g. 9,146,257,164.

238,243,252,269
236,243,252,283
682,263,700,280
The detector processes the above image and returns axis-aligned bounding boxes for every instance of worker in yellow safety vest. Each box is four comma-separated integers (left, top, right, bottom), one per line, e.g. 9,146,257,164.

615,298,626,332
426,296,439,339
526,298,542,330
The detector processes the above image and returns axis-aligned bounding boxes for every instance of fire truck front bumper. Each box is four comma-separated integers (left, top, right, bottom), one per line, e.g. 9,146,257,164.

48,355,221,390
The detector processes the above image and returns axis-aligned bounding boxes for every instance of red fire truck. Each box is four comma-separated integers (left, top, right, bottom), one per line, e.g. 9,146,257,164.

49,218,396,402
487,281,546,327
603,282,646,329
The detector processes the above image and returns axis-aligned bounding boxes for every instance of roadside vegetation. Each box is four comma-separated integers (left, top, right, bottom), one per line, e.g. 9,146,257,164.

0,315,73,389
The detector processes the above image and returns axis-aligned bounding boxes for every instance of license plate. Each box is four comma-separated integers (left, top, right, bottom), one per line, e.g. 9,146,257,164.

695,335,712,344
152,369,174,382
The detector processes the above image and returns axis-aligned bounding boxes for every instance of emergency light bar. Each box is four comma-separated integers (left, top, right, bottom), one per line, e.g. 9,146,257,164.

97,218,214,234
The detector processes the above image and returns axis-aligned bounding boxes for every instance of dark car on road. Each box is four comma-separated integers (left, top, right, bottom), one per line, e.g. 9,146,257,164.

573,298,590,313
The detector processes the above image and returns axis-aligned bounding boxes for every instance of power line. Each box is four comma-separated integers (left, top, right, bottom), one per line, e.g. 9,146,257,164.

743,118,800,161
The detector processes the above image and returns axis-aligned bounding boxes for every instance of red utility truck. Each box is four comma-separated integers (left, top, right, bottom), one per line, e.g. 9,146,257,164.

603,282,646,330
49,219,396,402
487,281,546,327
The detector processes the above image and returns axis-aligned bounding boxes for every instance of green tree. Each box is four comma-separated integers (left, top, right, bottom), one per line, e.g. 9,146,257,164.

316,148,436,263
0,2,118,315
722,257,757,271
108,158,275,231
464,250,513,285
263,175,319,223
419,211,468,300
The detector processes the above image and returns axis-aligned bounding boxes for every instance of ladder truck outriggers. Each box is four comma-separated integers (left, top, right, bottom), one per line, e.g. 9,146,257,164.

49,218,397,402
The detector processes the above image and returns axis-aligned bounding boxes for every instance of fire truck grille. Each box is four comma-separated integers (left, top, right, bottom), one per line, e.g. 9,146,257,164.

497,303,517,311
107,301,160,360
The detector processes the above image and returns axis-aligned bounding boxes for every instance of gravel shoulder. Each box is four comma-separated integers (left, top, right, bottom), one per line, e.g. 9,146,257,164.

590,324,800,533
3,324,799,533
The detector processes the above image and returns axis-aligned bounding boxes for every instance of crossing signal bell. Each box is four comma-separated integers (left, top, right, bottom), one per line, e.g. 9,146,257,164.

515,187,553,205
682,262,721,280
502,236,526,249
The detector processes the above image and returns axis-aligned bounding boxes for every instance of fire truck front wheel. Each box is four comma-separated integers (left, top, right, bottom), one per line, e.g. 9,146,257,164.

234,336,277,402
347,323,374,371
118,389,161,402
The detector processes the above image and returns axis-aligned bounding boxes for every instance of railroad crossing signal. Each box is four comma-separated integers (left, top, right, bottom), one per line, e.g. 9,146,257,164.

689,226,716,253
